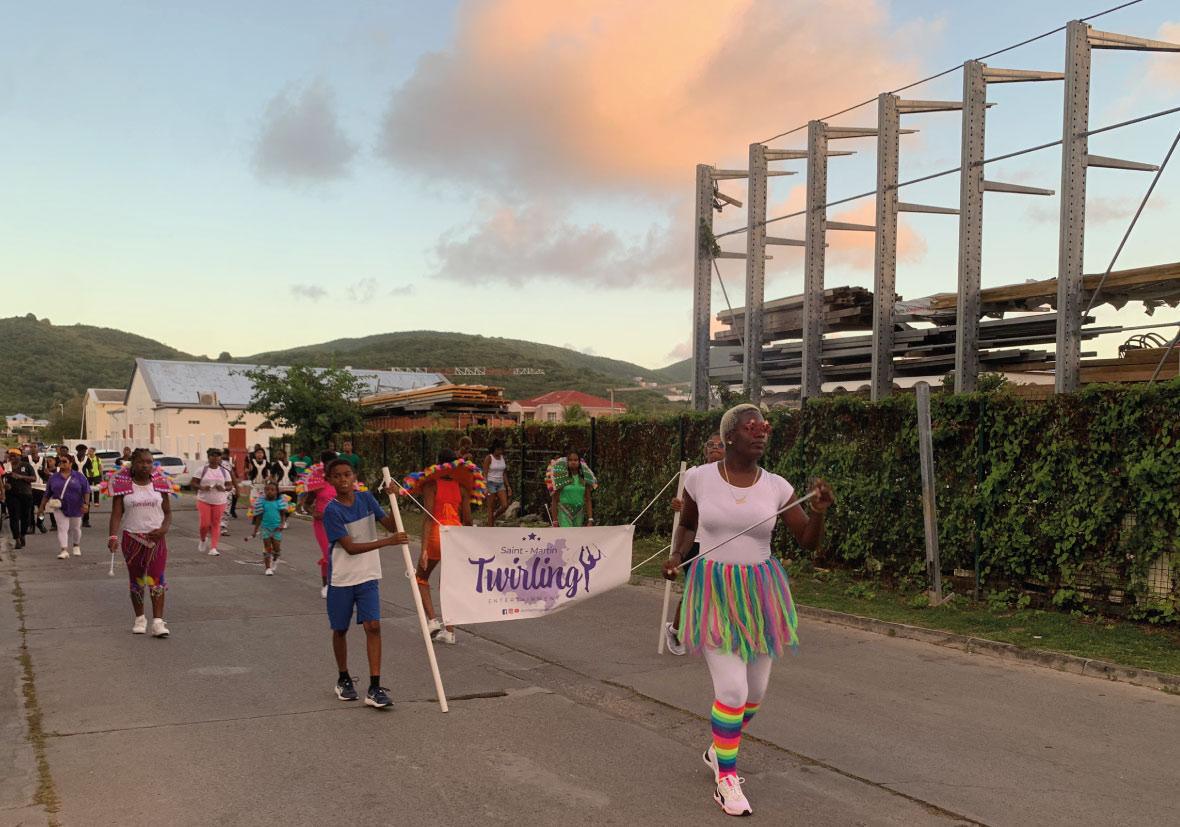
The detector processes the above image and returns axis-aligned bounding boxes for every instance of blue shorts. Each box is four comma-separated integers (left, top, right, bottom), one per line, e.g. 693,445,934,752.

487,480,505,494
260,526,283,542
326,579,381,630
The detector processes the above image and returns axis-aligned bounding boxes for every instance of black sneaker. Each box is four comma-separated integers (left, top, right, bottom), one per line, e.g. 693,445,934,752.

335,675,358,701
365,685,392,709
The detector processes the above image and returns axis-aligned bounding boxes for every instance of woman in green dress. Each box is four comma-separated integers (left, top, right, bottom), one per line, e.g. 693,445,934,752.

549,450,595,527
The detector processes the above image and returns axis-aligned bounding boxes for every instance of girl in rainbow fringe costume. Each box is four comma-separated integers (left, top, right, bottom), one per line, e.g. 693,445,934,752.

662,404,833,818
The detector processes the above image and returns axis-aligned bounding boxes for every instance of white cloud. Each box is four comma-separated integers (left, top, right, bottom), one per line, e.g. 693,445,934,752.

292,283,327,302
389,284,416,296
347,278,379,302
253,80,358,183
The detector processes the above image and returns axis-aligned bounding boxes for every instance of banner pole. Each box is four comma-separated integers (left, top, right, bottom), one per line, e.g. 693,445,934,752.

382,467,449,713
657,461,688,654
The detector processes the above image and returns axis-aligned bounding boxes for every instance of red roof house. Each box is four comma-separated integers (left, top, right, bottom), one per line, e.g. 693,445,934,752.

510,391,626,422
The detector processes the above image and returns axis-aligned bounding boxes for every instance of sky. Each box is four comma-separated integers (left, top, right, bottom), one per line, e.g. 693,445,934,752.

1,0,1178,370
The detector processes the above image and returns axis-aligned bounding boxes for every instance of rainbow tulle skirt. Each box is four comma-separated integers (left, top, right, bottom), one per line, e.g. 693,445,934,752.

677,557,799,662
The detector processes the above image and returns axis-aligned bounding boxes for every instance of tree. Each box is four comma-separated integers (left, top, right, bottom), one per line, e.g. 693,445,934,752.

217,351,233,362
242,365,366,450
44,396,84,441
563,402,589,423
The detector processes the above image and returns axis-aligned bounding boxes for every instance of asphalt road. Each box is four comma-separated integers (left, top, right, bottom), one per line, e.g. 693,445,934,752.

2,498,1178,826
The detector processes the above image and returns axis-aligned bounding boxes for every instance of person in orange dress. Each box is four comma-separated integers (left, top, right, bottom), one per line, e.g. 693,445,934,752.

415,449,473,645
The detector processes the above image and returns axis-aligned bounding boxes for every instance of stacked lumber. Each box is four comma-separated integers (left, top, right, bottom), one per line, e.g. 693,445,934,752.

917,261,1180,319
1080,347,1178,383
713,286,874,344
361,383,509,414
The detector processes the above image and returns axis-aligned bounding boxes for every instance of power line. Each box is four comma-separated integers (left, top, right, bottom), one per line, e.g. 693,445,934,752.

1083,128,1180,318
714,104,1180,241
757,0,1146,145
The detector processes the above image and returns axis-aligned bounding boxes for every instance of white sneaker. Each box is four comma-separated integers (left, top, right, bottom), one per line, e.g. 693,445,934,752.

198,538,208,553
57,549,70,560
714,775,752,817
427,617,444,637
132,615,147,634
265,567,274,576
664,622,687,656
207,548,220,556
703,744,720,782
151,618,170,638
435,629,457,645
72,545,81,557
320,585,328,599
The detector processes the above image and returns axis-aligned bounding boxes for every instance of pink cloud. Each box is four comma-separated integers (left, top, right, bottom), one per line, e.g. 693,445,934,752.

381,0,934,194
380,0,938,286
1147,23,1180,89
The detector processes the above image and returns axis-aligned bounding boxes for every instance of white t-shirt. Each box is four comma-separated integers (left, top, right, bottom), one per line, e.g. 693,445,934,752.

122,483,165,534
195,465,232,505
487,454,507,483
683,463,795,566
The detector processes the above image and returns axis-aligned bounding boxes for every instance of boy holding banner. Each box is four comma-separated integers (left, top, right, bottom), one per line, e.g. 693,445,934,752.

321,459,408,709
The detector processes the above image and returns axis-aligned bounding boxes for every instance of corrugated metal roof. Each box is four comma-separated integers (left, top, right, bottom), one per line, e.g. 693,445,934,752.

88,388,127,403
135,359,447,408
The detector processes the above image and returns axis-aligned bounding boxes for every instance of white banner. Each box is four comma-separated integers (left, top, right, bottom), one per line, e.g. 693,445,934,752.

440,525,634,625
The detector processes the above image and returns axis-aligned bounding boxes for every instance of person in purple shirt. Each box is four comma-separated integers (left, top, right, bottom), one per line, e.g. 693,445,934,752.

39,454,90,560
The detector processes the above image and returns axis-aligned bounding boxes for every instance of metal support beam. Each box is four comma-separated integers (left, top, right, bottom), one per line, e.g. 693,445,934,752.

956,60,986,393
1056,21,1091,394
691,164,714,410
1085,154,1159,172
983,180,1055,195
743,143,768,404
802,122,828,400
872,93,900,401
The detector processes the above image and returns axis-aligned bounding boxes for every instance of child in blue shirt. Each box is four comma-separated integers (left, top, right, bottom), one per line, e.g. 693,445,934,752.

321,459,407,709
248,482,293,576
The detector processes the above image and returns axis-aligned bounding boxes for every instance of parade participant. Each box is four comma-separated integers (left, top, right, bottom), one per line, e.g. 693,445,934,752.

4,448,36,548
246,446,270,498
456,435,474,464
481,439,512,527
547,450,595,527
338,440,361,473
192,448,232,556
75,444,93,526
223,446,242,520
269,448,298,498
411,449,474,645
664,432,726,656
84,446,104,512
321,459,407,709
290,449,312,478
301,450,339,598
247,482,292,576
114,446,133,468
30,447,50,533
39,454,89,559
661,404,832,817
107,448,175,637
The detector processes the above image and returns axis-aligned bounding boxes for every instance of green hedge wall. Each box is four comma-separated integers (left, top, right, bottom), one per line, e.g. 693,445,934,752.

297,381,1179,616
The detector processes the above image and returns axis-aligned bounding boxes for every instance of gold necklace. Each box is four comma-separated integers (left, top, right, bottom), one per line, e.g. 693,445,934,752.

720,462,759,505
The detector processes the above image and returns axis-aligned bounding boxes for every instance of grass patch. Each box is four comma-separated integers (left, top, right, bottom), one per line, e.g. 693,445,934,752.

788,565,1180,676
8,552,61,823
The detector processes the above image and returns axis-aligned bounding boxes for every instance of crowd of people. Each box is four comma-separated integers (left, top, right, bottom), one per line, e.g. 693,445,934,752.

4,412,834,817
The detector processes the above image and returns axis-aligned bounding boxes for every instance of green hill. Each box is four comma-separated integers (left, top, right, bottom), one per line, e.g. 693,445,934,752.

0,318,685,421
0,315,192,417
244,331,671,402
655,357,693,383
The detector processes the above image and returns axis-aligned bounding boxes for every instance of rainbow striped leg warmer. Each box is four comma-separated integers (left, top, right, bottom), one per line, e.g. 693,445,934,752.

742,701,760,731
711,700,745,777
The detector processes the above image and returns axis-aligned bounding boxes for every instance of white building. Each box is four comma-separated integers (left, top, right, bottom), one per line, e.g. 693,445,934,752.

81,389,126,443
98,359,445,459
4,413,50,437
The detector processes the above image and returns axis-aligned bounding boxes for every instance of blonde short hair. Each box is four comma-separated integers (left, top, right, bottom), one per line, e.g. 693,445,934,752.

720,403,763,441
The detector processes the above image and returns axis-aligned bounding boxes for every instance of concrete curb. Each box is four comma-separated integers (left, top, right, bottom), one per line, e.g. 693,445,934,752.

629,575,1180,695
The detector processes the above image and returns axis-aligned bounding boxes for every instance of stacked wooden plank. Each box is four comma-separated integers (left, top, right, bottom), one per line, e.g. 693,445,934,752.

713,286,874,344
361,383,509,414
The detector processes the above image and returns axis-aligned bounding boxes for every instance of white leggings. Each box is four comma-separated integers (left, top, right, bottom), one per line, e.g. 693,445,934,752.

54,511,82,549
703,648,774,709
